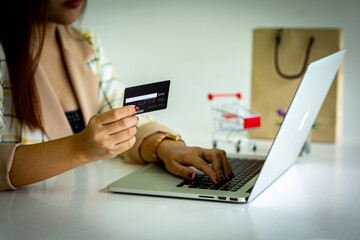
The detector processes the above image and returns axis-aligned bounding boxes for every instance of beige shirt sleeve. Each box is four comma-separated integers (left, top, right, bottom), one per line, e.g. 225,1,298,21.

124,122,180,164
0,143,21,191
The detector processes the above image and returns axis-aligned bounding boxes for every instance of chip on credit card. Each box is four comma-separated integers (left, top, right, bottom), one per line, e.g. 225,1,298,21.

123,80,170,115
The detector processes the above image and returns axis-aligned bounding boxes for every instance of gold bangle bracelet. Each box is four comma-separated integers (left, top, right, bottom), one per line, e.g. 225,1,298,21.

152,134,182,160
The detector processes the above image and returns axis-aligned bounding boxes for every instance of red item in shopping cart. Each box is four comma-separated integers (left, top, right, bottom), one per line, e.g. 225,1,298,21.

222,113,237,119
244,116,261,129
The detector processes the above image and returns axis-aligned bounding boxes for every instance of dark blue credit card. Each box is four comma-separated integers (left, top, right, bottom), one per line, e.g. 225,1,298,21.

123,80,170,115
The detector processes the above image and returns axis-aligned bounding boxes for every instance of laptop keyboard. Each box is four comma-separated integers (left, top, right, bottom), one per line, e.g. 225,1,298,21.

176,158,263,192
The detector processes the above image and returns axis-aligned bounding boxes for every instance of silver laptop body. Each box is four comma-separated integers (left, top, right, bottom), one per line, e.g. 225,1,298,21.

108,50,345,203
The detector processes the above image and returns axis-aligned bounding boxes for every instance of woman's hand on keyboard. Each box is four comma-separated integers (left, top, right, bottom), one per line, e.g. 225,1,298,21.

157,141,234,184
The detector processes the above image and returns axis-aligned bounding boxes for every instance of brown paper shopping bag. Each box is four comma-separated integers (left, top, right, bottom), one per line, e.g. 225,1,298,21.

250,28,344,142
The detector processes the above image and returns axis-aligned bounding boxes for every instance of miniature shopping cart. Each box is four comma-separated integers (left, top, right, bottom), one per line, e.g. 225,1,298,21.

208,93,261,153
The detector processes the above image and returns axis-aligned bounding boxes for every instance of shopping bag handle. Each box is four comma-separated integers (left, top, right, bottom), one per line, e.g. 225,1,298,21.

274,29,314,79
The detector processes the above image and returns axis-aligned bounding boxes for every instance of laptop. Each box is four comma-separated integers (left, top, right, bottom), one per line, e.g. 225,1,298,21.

108,50,346,203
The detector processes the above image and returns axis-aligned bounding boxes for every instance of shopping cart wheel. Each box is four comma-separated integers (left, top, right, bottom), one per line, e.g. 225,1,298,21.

213,141,217,148
236,141,241,153
252,145,257,152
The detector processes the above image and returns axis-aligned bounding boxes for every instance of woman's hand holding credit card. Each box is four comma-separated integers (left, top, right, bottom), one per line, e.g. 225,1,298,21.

75,105,139,162
123,80,170,114
125,80,234,184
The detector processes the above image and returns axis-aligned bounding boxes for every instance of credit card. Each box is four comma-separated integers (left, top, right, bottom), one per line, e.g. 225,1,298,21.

123,80,170,115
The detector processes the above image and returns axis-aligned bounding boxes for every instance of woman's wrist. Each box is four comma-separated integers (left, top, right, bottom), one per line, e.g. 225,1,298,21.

139,133,185,163
139,133,165,163
157,139,186,162
71,133,95,164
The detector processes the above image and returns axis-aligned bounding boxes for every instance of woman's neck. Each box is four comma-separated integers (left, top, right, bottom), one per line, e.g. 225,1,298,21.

43,22,58,49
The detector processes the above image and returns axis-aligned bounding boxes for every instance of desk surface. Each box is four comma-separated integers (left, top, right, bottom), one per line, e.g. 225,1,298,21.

1,136,360,240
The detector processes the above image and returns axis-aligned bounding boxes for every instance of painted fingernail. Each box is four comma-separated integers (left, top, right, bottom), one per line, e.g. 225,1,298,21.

215,177,220,184
134,106,139,112
219,176,224,182
188,170,194,179
227,171,232,179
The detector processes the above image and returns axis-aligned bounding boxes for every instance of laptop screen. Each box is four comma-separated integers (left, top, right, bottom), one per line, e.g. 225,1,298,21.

248,50,345,202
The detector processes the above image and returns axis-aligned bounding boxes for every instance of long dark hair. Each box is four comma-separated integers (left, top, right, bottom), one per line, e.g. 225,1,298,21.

0,0,48,131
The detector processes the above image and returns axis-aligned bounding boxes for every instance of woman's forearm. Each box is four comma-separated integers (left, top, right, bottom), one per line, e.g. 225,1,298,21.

9,134,89,187
9,106,138,187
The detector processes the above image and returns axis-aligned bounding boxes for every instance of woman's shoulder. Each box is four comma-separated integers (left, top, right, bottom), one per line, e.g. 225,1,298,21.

69,26,99,48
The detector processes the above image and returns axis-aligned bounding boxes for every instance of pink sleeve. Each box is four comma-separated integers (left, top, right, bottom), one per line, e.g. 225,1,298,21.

124,122,180,164
0,143,21,191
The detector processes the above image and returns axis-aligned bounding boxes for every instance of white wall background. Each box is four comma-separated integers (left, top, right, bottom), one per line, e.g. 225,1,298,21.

81,0,360,147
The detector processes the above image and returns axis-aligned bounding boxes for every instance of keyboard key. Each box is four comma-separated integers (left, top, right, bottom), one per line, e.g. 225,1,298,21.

220,185,233,191
189,182,203,188
183,180,192,185
199,183,213,189
209,184,222,190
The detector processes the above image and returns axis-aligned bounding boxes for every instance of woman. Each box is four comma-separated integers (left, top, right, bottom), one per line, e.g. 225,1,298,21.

0,0,233,190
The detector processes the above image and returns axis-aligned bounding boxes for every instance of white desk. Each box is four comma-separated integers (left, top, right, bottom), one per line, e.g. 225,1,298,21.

1,136,360,240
